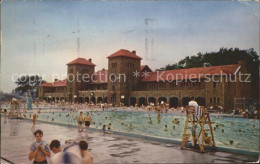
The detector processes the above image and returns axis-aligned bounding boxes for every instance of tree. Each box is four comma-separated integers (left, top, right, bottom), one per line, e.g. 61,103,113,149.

14,75,46,99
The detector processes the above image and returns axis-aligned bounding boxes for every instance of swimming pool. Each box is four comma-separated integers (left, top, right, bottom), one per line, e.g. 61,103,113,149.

37,110,259,152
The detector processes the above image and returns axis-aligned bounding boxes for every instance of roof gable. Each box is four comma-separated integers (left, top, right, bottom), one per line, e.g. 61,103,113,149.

41,80,67,87
107,49,142,60
67,58,96,66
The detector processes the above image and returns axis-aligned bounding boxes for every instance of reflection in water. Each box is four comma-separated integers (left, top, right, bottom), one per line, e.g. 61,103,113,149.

10,119,19,136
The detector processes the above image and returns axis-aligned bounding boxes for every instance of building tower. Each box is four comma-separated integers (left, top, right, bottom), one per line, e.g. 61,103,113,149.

66,58,95,102
107,49,142,106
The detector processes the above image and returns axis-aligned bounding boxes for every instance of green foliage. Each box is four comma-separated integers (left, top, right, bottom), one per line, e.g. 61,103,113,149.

14,75,46,97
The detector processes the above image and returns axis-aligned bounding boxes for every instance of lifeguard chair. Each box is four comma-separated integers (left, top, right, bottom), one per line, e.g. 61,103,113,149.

181,106,215,152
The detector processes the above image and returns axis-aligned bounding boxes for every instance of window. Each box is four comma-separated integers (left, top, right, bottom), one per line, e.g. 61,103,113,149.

214,97,216,104
217,98,220,104
112,62,117,68
213,82,217,89
112,86,115,91
210,98,212,104
111,75,116,81
82,69,87,74
111,95,116,102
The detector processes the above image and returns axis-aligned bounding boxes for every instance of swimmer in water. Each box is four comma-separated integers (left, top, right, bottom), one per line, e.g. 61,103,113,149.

100,125,113,135
107,123,111,130
129,123,133,129
148,117,152,124
238,129,242,135
164,125,168,132
220,140,240,146
204,132,211,144
221,129,224,133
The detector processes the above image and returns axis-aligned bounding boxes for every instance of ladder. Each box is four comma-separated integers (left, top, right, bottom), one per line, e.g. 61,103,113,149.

181,106,215,152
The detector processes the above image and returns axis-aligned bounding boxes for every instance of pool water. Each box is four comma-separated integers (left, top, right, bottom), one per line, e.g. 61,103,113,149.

37,110,259,152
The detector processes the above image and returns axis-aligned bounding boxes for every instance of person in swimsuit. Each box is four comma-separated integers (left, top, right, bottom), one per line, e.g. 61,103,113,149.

29,129,50,164
84,112,92,133
79,140,93,164
77,112,84,132
100,125,112,135
50,140,62,154
32,113,37,131
107,123,111,130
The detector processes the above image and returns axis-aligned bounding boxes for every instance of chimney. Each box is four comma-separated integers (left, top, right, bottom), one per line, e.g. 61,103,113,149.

132,50,136,55
102,68,105,70
89,58,92,62
54,79,58,82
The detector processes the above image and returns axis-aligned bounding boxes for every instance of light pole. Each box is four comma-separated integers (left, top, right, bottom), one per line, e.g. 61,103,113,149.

74,95,77,103
121,95,125,107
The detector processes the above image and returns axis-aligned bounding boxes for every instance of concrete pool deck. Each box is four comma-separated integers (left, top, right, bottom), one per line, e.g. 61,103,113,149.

1,118,259,163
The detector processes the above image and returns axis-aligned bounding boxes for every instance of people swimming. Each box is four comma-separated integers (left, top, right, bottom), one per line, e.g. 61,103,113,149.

172,118,179,125
157,113,161,123
148,117,152,124
107,123,111,130
100,125,113,135
164,125,168,132
129,123,133,129
204,132,211,144
238,129,242,135
220,140,240,146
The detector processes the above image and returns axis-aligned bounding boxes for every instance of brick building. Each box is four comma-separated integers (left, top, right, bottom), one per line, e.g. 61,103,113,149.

38,49,251,112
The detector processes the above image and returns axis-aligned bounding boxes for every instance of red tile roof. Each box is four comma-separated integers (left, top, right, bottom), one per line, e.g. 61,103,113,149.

140,65,152,72
41,80,67,87
67,58,96,66
141,64,240,82
107,49,142,60
89,69,108,84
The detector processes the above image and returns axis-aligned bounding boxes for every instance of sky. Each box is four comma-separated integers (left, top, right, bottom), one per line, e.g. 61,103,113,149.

1,0,259,93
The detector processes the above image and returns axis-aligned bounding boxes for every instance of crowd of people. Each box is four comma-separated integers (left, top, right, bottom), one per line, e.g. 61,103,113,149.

29,129,93,164
232,106,258,119
1,96,259,163
1,97,259,119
